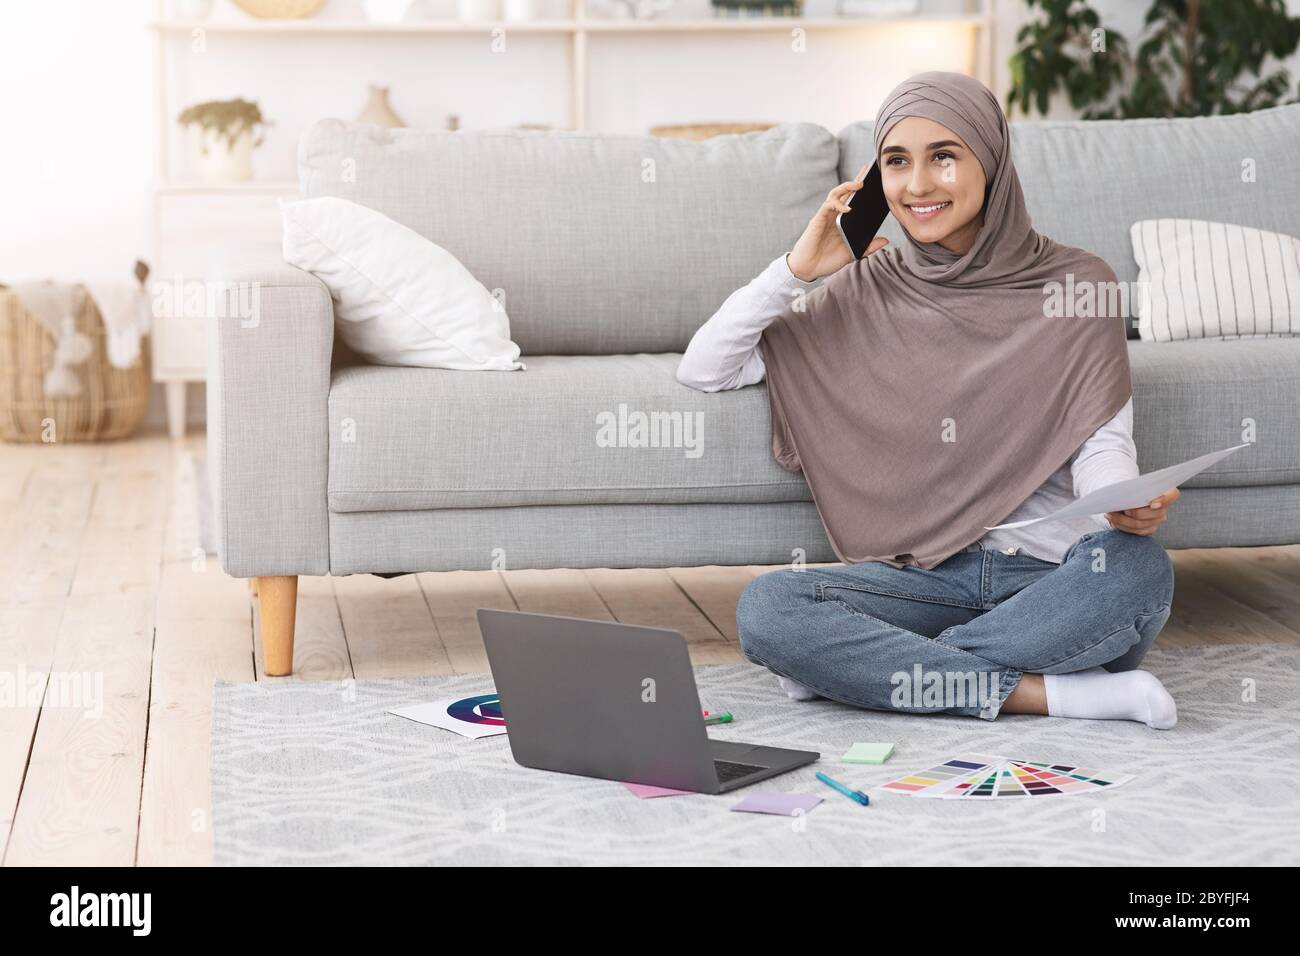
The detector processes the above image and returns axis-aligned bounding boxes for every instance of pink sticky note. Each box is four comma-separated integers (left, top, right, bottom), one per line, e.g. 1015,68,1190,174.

622,782,695,799
730,791,823,816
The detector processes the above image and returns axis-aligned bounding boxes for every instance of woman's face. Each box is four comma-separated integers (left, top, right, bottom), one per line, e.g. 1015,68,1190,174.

879,116,987,256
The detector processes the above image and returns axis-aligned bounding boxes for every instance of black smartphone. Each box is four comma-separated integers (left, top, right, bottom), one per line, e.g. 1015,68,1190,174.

835,162,890,260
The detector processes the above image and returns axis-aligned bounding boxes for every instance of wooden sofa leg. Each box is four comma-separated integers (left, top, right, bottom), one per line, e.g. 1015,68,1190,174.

258,575,298,677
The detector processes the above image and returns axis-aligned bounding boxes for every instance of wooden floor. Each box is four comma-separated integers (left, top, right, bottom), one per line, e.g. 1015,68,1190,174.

2,432,1299,866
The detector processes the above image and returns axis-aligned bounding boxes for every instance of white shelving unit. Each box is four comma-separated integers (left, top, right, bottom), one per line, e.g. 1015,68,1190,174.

149,0,995,437
152,3,994,134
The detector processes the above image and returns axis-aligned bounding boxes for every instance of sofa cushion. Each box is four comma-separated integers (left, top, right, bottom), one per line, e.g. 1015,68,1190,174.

327,340,1299,514
1129,218,1300,342
1128,338,1300,488
326,354,812,513
300,120,840,356
280,196,524,370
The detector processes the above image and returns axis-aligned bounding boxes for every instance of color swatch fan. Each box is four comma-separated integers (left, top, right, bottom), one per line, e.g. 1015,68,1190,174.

879,754,1134,799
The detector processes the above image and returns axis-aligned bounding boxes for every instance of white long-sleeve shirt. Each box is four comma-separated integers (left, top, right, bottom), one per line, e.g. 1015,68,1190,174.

676,254,1140,565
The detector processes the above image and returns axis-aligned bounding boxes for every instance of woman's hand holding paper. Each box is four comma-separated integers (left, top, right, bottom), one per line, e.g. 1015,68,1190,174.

1106,487,1181,536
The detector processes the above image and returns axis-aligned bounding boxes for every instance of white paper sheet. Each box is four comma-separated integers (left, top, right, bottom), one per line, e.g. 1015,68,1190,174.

984,443,1251,531
387,693,508,739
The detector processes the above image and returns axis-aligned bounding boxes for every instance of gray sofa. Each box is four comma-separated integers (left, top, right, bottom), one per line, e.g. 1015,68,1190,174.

209,106,1300,675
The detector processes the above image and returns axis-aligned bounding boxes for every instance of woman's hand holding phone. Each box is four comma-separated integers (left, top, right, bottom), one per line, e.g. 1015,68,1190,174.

786,163,889,283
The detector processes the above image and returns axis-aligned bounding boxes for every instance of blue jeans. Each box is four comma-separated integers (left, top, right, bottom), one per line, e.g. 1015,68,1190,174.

736,528,1175,720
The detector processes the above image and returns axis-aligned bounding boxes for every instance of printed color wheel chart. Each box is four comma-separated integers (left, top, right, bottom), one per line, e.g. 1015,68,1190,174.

446,694,505,727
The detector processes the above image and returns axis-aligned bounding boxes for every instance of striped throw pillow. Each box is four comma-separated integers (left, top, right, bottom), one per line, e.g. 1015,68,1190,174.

1130,218,1300,341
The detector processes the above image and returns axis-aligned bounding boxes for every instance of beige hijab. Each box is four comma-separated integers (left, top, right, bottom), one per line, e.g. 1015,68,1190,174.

759,71,1132,569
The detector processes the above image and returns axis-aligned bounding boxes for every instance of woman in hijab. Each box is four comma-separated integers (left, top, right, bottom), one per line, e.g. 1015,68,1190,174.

677,72,1180,729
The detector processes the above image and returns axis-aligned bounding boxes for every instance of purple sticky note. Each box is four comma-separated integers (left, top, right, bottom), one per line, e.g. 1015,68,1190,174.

622,782,695,799
730,791,823,816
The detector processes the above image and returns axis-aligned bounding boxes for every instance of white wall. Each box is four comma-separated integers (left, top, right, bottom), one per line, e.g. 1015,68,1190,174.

1,0,157,285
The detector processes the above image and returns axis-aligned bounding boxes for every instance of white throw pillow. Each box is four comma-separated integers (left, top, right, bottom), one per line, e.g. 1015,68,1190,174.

1130,218,1300,342
280,196,524,370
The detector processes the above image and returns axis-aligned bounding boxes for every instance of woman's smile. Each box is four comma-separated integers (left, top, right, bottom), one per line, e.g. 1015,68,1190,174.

905,199,952,221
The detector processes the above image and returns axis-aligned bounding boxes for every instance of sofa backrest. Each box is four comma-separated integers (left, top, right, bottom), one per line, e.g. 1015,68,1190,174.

301,104,1300,355
838,103,1300,298
299,119,840,355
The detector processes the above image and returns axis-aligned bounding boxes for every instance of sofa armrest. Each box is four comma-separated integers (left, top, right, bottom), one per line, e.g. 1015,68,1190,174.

205,241,333,577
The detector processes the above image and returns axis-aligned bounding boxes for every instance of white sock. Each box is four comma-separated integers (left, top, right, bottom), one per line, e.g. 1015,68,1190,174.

776,674,821,701
1043,667,1177,730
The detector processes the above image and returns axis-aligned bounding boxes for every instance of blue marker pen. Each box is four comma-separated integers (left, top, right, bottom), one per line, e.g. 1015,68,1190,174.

816,771,870,806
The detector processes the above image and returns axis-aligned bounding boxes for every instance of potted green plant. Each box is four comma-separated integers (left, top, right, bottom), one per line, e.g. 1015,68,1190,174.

1007,0,1300,119
177,98,268,183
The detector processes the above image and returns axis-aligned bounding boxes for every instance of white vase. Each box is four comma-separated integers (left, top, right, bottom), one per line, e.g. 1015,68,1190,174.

195,127,254,184
503,0,536,19
361,0,414,22
458,0,501,20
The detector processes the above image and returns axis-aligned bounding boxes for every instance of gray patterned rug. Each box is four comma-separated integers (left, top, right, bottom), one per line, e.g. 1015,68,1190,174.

211,646,1300,866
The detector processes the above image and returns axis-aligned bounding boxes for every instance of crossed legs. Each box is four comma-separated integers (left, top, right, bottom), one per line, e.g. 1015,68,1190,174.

736,529,1176,726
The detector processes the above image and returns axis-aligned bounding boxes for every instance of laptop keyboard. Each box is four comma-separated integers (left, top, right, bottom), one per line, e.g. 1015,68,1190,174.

714,759,767,783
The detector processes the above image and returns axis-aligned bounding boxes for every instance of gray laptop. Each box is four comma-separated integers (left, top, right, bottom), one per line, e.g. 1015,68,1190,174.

477,608,819,794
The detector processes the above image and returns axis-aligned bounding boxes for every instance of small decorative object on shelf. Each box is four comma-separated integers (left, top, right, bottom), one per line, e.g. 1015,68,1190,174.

447,114,461,131
355,85,407,128
361,0,414,22
174,0,215,18
177,98,268,184
650,122,776,140
837,0,918,16
599,0,675,18
457,0,501,20
231,0,326,17
503,0,538,20
711,0,802,18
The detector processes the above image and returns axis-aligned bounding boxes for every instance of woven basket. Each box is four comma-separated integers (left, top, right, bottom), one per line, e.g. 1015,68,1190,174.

649,123,776,141
231,0,325,17
0,289,149,443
